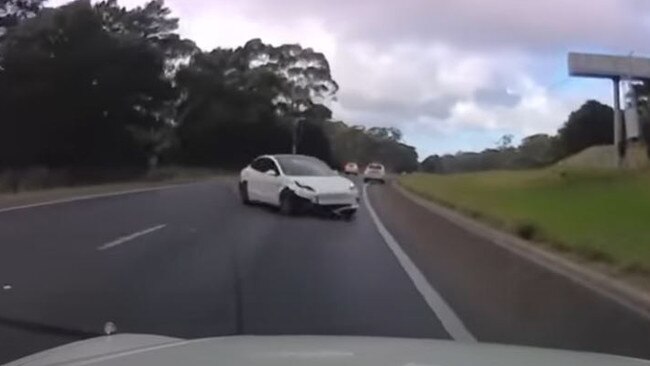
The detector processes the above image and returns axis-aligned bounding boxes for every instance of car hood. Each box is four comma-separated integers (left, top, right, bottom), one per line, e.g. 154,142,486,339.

290,176,355,193
5,335,648,366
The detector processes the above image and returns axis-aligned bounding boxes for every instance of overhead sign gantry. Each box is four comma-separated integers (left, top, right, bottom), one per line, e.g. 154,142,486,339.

568,52,650,167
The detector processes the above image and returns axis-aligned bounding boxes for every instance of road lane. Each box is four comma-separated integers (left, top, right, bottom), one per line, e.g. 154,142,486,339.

0,179,447,363
363,186,475,342
368,183,650,360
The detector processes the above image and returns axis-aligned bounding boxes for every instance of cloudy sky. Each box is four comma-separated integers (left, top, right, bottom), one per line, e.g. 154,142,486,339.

51,0,650,157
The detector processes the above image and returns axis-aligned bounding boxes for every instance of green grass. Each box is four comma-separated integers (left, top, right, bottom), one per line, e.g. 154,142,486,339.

400,168,650,273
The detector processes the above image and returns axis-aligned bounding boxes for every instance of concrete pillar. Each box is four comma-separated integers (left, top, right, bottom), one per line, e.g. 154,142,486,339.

613,77,623,167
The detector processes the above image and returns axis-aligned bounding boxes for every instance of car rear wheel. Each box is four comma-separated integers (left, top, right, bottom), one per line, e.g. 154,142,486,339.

239,181,251,205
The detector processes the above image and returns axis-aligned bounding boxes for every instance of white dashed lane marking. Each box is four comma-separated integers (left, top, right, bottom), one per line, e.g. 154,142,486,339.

97,224,167,251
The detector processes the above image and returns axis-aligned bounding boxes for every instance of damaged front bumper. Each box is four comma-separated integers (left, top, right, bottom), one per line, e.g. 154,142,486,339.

291,190,360,216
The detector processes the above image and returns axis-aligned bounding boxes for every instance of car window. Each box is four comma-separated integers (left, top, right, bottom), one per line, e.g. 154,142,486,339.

276,156,335,176
251,158,278,174
250,158,267,172
368,164,384,170
266,159,280,174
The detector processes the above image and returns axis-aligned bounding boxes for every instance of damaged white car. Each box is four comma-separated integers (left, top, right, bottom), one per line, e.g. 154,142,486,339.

240,154,360,220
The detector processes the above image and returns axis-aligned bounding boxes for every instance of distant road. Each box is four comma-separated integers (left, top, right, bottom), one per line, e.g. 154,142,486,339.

0,177,649,364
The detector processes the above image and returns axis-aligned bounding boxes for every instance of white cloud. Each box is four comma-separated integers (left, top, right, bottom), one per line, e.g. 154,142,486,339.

45,0,647,155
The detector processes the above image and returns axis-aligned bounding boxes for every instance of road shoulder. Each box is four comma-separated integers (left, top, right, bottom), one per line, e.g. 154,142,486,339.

367,182,650,359
393,181,650,319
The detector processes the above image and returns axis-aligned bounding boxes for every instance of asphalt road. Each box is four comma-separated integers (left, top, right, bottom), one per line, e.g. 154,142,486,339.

0,178,445,364
0,177,649,363
368,183,650,360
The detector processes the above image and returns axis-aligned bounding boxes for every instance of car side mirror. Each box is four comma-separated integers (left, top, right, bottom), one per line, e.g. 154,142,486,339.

264,170,278,177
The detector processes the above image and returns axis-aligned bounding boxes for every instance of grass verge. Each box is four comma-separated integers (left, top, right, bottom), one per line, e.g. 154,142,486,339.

400,168,650,275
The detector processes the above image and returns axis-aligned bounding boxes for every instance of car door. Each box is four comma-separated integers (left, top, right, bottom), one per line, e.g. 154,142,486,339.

247,158,269,202
257,158,282,205
248,158,281,204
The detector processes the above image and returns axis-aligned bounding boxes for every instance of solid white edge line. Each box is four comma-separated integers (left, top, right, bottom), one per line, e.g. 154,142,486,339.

363,184,477,343
97,224,167,251
0,182,200,214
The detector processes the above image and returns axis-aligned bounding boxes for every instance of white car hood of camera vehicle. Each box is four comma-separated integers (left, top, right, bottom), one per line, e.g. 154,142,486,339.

5,335,648,366
289,176,355,193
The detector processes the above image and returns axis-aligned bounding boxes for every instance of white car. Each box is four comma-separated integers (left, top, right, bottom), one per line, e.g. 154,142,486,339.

240,154,359,219
363,162,386,184
6,334,646,366
344,162,359,175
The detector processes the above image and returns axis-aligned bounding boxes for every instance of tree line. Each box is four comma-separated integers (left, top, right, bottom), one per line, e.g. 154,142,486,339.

421,96,650,173
0,0,418,186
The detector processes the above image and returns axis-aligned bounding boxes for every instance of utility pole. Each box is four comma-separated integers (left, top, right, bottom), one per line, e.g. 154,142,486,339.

291,118,304,154
291,119,298,154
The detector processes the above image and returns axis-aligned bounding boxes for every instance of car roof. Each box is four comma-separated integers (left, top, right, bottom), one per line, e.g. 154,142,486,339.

260,154,324,162
259,154,310,159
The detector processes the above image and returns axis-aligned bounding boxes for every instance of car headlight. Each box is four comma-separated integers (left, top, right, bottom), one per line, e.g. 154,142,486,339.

294,181,315,192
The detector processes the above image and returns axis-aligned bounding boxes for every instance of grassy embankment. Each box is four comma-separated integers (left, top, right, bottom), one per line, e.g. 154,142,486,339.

400,169,650,274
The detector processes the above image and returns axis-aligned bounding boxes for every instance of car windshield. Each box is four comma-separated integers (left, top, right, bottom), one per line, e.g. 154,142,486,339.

3,0,650,364
276,156,336,176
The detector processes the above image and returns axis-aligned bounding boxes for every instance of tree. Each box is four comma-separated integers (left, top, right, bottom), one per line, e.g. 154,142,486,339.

295,104,334,164
324,121,417,172
0,0,175,169
94,0,196,62
173,38,343,168
238,39,338,156
239,39,338,116
174,48,291,167
90,0,197,162
1,4,419,175
557,100,613,156
0,0,45,37
421,155,442,173
296,119,333,165
496,134,514,150
518,133,559,166
367,127,402,142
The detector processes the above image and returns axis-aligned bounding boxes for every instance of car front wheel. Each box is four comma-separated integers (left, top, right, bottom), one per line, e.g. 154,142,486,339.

342,209,357,221
279,190,296,215
239,181,251,205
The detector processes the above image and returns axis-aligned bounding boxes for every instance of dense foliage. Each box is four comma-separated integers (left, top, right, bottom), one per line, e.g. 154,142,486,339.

0,0,418,181
421,100,618,173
